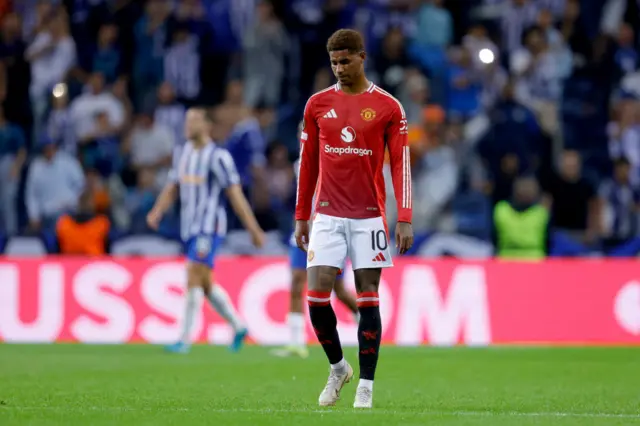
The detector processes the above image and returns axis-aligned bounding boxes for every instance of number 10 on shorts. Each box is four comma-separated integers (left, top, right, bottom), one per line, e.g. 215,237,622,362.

369,229,392,267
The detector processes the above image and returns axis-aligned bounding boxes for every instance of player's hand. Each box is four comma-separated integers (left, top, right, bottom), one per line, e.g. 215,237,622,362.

395,222,414,255
250,228,265,248
146,208,163,231
294,220,310,252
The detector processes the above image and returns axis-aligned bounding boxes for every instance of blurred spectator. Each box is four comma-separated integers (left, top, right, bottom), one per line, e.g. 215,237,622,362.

85,168,111,214
46,84,75,154
154,82,186,145
260,141,294,230
598,157,640,246
541,150,599,242
614,23,638,79
125,167,158,233
0,105,26,234
133,0,171,107
122,109,174,189
223,80,245,108
398,72,429,125
608,100,640,182
220,106,266,189
412,113,459,232
56,189,110,255
0,12,31,133
254,102,277,144
477,80,541,194
69,72,125,144
463,23,499,70
19,0,56,42
264,141,294,204
558,0,590,69
25,137,85,232
493,175,549,259
242,0,289,108
78,111,122,179
537,8,564,49
371,27,410,98
446,47,481,120
414,0,452,48
164,23,200,102
92,22,122,84
479,60,508,110
500,0,538,53
511,26,572,135
25,9,76,138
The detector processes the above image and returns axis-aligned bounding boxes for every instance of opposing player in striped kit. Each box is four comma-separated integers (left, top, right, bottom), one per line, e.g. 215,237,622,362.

295,29,413,408
271,152,359,359
147,107,265,354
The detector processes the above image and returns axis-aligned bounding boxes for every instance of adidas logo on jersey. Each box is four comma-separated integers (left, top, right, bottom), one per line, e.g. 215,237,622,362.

323,109,337,119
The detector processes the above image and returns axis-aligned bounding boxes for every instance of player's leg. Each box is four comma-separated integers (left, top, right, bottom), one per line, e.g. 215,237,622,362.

306,214,353,406
270,246,309,357
165,260,202,354
352,268,382,408
347,216,393,408
333,273,359,323
197,235,248,352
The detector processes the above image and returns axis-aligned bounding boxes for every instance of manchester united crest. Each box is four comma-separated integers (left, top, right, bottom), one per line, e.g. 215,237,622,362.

361,108,376,121
307,250,315,261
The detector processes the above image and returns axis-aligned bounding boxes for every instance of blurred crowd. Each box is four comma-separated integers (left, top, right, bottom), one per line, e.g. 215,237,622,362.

0,0,639,256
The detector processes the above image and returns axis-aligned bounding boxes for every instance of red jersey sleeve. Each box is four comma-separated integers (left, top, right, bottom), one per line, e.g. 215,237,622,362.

386,102,412,223
295,98,320,221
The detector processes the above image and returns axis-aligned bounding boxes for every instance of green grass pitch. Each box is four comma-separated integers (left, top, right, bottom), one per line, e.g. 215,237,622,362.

0,344,639,425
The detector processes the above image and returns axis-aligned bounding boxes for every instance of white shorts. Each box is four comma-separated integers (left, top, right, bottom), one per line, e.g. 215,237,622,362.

307,213,393,271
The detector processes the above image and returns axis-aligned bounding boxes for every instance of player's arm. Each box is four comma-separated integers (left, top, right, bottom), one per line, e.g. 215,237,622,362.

214,149,265,248
386,102,414,254
147,147,180,230
294,99,320,250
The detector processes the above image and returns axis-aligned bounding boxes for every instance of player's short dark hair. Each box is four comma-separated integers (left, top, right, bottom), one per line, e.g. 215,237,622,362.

326,29,365,54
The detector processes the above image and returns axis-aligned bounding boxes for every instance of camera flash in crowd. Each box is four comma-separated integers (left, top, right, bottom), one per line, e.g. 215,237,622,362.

478,48,495,64
52,83,67,98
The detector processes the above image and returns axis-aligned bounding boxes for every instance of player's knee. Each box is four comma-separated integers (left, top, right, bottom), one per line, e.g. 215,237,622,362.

307,266,338,292
354,268,381,294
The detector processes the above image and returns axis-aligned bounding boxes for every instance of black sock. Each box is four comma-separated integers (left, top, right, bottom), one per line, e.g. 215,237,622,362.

308,290,343,364
357,292,381,380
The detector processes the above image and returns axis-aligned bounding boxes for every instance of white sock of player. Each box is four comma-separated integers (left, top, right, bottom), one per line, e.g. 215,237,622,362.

330,358,347,375
180,287,200,344
206,285,245,332
287,312,306,347
358,379,373,391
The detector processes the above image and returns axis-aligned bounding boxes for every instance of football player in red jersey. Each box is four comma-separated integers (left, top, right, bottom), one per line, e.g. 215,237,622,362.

294,29,413,408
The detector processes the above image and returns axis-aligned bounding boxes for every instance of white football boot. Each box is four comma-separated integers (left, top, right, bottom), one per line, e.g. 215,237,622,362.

353,386,373,408
318,362,353,406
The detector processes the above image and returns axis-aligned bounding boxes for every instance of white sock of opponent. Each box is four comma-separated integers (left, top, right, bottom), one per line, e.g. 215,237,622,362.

287,312,306,347
180,287,200,344
206,285,245,332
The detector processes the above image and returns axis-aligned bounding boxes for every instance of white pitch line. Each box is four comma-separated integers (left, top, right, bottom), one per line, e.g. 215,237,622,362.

1,406,639,419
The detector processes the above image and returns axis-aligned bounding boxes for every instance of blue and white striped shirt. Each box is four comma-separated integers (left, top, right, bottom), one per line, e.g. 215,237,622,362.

599,179,640,239
169,141,240,241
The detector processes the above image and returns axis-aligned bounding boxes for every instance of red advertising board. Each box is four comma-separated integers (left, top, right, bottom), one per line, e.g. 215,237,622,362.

1,258,639,345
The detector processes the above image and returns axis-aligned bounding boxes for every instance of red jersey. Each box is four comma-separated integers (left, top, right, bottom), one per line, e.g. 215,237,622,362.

295,82,412,223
